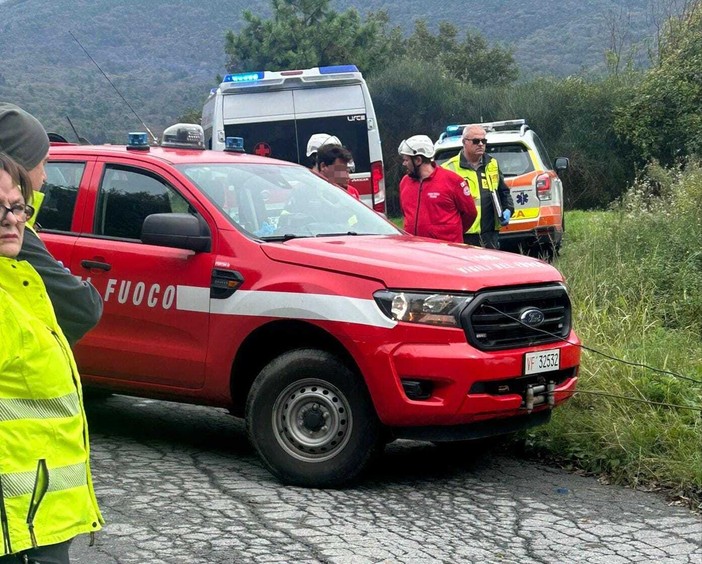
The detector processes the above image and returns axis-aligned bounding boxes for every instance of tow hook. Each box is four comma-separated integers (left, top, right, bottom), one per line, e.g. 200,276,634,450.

524,381,556,412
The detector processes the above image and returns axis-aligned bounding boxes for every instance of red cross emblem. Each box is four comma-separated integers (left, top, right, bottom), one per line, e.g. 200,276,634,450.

254,142,271,157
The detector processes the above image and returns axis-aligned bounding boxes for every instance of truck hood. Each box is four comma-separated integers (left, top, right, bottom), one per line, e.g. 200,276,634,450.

261,235,561,291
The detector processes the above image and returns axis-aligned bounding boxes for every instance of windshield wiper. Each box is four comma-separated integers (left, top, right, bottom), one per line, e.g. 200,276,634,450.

315,232,361,237
260,234,310,242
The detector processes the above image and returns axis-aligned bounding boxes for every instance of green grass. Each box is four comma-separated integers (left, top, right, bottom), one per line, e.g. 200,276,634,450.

530,163,702,508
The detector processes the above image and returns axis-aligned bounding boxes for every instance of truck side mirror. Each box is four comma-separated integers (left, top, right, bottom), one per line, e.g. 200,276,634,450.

141,213,211,252
554,157,569,174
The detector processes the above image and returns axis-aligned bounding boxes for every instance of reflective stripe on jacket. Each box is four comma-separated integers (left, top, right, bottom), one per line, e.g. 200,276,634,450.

0,257,103,556
442,154,501,234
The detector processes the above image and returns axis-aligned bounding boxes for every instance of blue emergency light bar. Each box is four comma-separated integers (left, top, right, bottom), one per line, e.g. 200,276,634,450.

222,71,265,84
127,132,150,150
319,65,358,74
222,65,359,85
225,137,245,153
445,125,464,136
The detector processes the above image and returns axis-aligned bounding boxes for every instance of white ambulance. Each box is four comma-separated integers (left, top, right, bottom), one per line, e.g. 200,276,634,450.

202,65,386,213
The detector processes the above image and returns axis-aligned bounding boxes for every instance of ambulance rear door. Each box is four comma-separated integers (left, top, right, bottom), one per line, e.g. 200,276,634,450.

220,85,373,201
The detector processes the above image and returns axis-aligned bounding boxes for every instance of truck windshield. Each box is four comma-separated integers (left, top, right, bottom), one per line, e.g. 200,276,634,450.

176,163,399,239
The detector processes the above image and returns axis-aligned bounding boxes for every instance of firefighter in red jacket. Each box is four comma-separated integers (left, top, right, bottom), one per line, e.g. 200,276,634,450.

398,135,477,243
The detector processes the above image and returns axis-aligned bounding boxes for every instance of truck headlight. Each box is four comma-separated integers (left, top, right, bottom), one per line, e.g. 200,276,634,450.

374,291,473,327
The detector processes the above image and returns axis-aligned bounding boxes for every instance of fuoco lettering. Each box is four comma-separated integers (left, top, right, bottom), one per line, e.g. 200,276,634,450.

104,279,176,309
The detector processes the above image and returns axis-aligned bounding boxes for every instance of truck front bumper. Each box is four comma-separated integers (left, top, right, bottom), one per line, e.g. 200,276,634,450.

360,331,580,431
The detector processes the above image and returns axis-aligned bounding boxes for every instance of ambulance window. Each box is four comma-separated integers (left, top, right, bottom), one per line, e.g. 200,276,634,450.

224,120,298,164
37,162,84,232
224,115,371,172
487,144,535,177
531,133,554,170
96,166,190,240
433,147,461,166
296,115,370,172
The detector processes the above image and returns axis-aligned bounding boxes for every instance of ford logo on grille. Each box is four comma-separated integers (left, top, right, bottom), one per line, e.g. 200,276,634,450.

520,308,545,327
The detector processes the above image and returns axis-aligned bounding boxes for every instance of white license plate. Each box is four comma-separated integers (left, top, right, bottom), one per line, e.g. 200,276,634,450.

524,349,560,375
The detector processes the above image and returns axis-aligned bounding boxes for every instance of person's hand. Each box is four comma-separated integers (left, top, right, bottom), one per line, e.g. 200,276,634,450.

57,260,71,274
500,209,511,226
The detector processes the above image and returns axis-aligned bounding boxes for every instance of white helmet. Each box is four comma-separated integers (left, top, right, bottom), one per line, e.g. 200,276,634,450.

398,135,435,159
306,133,342,157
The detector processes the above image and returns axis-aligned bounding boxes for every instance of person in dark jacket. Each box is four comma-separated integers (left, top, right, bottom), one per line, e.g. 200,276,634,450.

0,103,102,345
442,124,514,249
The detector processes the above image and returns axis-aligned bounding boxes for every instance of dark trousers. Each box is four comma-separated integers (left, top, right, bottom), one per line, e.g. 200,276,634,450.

464,231,500,249
0,540,72,564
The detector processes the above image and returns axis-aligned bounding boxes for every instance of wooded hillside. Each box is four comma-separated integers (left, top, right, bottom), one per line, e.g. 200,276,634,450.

0,0,670,143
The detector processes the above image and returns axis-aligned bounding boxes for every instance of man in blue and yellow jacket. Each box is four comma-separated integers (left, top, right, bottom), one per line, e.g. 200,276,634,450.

442,124,514,249
0,154,103,563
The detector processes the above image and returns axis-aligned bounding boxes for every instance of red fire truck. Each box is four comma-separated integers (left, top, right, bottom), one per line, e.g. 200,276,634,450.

39,124,580,487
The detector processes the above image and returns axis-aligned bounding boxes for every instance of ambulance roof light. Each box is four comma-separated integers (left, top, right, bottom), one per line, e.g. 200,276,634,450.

438,119,530,142
160,124,205,150
225,137,245,153
222,71,265,84
127,132,150,151
319,65,358,74
221,65,360,86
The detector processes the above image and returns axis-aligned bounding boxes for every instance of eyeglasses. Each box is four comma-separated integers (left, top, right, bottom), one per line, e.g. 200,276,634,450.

464,138,488,145
0,203,35,223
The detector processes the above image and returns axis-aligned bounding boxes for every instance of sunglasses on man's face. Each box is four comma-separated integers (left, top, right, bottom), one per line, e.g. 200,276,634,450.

465,138,488,145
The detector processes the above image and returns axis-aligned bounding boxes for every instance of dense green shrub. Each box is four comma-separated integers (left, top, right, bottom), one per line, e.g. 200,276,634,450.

613,160,702,332
371,67,641,213
615,2,702,164
530,163,702,505
368,59,475,217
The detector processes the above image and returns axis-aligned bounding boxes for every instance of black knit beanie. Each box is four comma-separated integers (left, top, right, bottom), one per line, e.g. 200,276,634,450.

0,102,50,170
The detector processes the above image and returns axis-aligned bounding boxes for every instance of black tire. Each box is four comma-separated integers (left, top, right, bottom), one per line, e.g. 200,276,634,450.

246,349,382,488
81,386,112,401
524,237,555,263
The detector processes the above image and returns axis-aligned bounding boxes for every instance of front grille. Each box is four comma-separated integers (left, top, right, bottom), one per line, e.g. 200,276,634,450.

462,284,571,350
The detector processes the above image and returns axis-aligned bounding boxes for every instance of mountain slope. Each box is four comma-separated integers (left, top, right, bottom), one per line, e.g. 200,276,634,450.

0,0,665,142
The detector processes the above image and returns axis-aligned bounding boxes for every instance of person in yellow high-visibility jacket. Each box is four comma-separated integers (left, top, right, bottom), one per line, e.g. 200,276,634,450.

442,124,514,249
0,154,103,564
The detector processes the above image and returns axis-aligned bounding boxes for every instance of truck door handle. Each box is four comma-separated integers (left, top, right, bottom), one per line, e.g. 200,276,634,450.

81,260,112,272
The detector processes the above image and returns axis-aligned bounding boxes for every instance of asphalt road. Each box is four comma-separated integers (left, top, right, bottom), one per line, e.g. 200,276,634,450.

69,395,701,564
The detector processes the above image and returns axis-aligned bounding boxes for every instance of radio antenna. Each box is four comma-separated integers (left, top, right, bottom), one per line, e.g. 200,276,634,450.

69,30,158,143
65,115,82,144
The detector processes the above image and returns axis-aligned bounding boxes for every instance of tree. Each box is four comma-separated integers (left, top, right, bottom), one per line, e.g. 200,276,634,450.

177,107,202,124
615,0,702,163
367,59,478,215
223,0,399,75
403,20,518,87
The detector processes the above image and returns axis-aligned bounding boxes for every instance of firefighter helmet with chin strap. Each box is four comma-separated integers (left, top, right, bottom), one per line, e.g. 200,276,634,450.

398,135,435,159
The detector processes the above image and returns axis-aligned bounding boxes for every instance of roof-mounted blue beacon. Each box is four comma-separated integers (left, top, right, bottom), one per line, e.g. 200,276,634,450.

127,132,150,151
225,137,245,153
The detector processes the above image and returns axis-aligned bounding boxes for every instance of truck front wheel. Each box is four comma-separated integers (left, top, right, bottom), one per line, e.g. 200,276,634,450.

246,349,381,488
